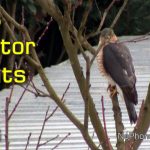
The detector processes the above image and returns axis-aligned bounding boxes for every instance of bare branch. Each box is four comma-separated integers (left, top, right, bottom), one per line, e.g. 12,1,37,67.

60,83,70,101
25,133,32,150
90,42,105,67
35,0,63,23
46,83,70,121
111,0,129,28
84,56,90,130
51,133,71,150
8,78,31,120
35,106,50,150
24,55,41,69
78,0,93,35
8,84,15,102
119,34,150,44
72,26,96,55
37,17,53,46
111,94,125,149
86,0,116,39
74,31,88,61
99,0,116,30
30,79,41,96
36,83,70,149
38,135,59,147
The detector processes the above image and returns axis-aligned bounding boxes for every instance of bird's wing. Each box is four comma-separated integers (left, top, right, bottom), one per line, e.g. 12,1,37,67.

103,42,137,105
103,42,136,87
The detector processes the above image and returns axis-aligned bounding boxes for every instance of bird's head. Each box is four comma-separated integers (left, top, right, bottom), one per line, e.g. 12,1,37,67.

98,28,118,46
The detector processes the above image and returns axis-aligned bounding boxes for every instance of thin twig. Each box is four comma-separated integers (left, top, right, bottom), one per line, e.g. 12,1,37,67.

8,83,14,102
21,6,25,42
45,83,70,121
46,83,71,121
94,0,102,19
46,105,59,121
86,0,116,39
18,6,25,69
75,33,88,61
110,0,128,28
30,79,41,95
35,83,70,149
38,135,59,147
119,35,150,44
19,84,50,98
98,0,116,31
24,133,32,150
90,42,105,68
61,83,70,101
8,78,31,120
51,133,71,150
78,0,93,35
84,56,90,129
37,17,53,46
35,106,50,150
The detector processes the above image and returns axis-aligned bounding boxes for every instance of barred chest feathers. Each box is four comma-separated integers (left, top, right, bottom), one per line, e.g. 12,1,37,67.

97,47,116,86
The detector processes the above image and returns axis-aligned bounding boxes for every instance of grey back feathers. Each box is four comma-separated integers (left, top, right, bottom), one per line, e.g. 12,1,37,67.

103,42,138,123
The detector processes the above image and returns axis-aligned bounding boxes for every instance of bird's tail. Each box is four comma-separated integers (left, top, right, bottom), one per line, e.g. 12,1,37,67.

121,87,138,124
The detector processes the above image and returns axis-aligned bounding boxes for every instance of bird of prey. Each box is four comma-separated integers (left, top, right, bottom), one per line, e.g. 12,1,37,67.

97,28,138,124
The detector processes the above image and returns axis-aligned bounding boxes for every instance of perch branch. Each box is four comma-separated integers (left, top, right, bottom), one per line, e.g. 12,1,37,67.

111,94,125,150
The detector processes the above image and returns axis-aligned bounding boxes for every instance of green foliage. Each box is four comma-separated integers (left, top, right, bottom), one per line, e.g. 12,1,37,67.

111,0,150,35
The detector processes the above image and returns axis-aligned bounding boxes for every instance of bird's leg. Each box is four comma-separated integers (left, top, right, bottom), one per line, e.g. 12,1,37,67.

107,84,111,92
107,85,118,98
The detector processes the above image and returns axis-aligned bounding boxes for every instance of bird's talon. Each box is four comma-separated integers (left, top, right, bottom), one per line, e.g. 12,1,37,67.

107,84,111,92
108,86,118,98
